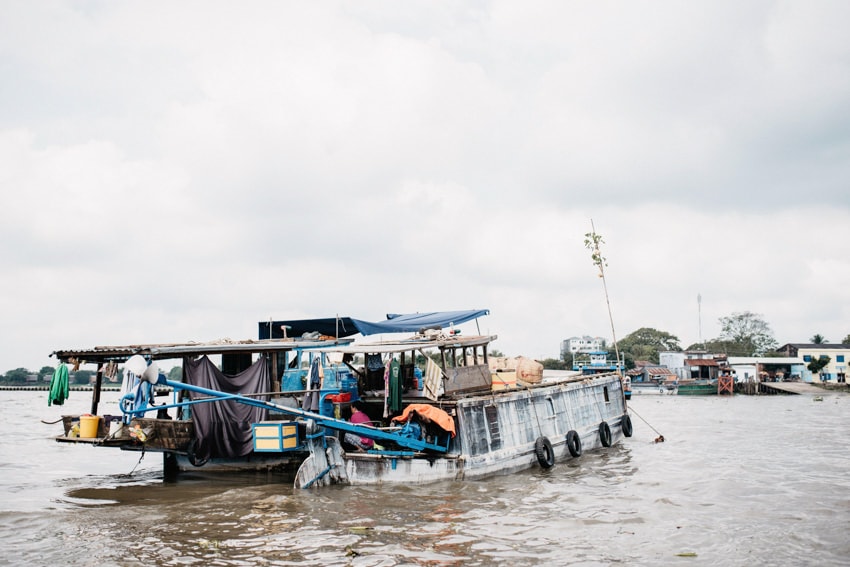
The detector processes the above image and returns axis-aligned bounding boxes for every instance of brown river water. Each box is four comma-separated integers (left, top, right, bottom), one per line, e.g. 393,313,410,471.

1,389,848,566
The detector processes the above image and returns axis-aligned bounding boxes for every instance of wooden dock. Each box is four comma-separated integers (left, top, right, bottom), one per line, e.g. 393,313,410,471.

757,382,825,395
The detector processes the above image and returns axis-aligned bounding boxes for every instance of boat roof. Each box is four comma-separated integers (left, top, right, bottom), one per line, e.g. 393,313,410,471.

312,334,498,355
51,309,492,365
50,337,354,364
259,309,490,339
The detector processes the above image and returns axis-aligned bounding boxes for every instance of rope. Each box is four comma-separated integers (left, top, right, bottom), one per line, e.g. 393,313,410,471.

40,417,64,424
126,447,146,476
628,405,665,440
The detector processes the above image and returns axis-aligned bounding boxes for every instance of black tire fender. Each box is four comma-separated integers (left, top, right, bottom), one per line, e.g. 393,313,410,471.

622,414,633,437
534,436,555,469
186,438,209,467
566,429,582,457
599,421,612,447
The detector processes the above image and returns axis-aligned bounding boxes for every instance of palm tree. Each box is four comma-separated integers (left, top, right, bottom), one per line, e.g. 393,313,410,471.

810,334,826,344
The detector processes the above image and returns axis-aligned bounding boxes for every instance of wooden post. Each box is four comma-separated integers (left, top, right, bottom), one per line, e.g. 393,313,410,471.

90,362,104,415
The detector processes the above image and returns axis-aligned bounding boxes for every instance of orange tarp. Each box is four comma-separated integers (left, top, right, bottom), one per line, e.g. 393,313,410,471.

392,404,457,438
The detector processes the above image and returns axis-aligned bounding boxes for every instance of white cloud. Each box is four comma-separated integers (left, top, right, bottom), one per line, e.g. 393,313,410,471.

1,1,849,372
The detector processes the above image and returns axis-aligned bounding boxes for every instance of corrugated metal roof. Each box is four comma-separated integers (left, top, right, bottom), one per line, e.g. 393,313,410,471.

50,337,354,364
686,359,720,366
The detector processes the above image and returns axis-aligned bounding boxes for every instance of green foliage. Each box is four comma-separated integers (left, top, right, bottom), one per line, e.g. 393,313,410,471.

39,366,55,380
540,358,568,370
73,370,93,384
810,334,826,344
716,311,778,356
584,229,607,275
616,327,682,364
807,355,830,376
4,368,30,382
843,334,850,345
168,366,183,381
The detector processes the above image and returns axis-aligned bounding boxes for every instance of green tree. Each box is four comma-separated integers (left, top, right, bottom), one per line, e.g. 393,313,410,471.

842,334,850,345
39,366,55,381
617,327,681,364
810,334,826,344
4,368,30,382
807,355,830,381
73,370,93,385
540,358,568,370
716,311,778,356
168,366,183,382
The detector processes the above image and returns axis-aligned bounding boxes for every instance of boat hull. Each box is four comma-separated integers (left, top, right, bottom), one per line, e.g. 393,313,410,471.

177,373,628,486
58,372,629,487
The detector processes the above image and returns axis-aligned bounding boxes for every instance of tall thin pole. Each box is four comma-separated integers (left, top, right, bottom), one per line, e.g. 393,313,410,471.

585,220,622,376
697,293,703,350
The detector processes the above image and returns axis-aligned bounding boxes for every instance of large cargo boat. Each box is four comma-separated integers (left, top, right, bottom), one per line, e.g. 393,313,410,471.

49,310,632,488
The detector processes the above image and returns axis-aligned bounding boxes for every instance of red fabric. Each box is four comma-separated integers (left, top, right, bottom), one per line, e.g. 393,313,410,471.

391,404,456,438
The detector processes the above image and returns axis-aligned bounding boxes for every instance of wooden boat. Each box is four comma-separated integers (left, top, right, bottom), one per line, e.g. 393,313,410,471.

676,379,718,395
50,310,632,488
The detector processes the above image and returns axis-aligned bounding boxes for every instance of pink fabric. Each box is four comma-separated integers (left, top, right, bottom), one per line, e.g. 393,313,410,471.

350,409,374,448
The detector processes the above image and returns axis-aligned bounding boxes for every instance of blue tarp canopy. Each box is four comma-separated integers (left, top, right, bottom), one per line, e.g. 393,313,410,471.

259,309,490,340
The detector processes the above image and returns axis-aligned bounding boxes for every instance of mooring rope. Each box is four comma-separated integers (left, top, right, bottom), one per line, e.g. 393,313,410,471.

628,405,665,441
126,447,146,476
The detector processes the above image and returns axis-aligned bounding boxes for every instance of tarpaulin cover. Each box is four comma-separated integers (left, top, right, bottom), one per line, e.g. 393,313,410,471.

184,355,269,461
259,317,359,339
259,310,489,339
391,403,457,438
350,310,490,336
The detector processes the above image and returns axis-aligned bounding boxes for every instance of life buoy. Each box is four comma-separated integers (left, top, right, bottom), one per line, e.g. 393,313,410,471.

186,438,209,467
621,414,633,437
599,421,612,447
566,430,582,457
534,436,555,469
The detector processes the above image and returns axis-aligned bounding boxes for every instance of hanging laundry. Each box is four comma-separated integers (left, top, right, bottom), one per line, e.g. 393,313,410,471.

48,363,69,406
388,358,402,413
423,357,443,401
302,357,322,412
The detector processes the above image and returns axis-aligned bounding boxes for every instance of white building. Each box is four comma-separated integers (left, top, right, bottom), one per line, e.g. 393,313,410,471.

561,336,606,358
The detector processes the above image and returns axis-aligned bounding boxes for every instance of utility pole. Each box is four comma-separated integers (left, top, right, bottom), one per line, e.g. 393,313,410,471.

697,293,703,350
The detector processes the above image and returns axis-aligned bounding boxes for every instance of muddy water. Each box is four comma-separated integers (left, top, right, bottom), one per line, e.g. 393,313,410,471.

2,390,848,566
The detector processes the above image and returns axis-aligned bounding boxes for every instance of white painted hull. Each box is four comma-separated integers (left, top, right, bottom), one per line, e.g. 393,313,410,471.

174,373,629,487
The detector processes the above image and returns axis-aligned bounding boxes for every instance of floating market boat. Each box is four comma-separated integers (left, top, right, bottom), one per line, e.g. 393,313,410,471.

49,310,632,488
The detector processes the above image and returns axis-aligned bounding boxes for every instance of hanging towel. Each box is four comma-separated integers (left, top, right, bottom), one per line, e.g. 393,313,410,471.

48,363,69,406
423,357,443,401
383,358,390,418
302,357,322,412
388,358,402,413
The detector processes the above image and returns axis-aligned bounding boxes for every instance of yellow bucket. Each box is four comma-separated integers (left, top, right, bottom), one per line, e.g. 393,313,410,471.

79,415,101,439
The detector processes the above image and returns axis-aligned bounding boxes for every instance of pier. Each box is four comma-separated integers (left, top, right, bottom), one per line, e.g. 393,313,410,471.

736,381,827,395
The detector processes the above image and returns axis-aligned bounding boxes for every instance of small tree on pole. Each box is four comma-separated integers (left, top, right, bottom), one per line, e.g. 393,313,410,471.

584,220,622,377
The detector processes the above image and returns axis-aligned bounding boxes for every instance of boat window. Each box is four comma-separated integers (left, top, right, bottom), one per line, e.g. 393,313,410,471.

546,397,555,415
603,386,610,402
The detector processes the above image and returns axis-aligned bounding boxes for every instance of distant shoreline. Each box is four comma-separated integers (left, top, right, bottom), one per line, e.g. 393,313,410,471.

0,385,121,391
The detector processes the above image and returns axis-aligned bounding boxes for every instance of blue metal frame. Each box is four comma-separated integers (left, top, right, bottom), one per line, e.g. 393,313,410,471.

123,377,451,454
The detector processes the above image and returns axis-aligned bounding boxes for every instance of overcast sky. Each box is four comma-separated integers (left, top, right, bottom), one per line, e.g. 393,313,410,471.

2,1,849,372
